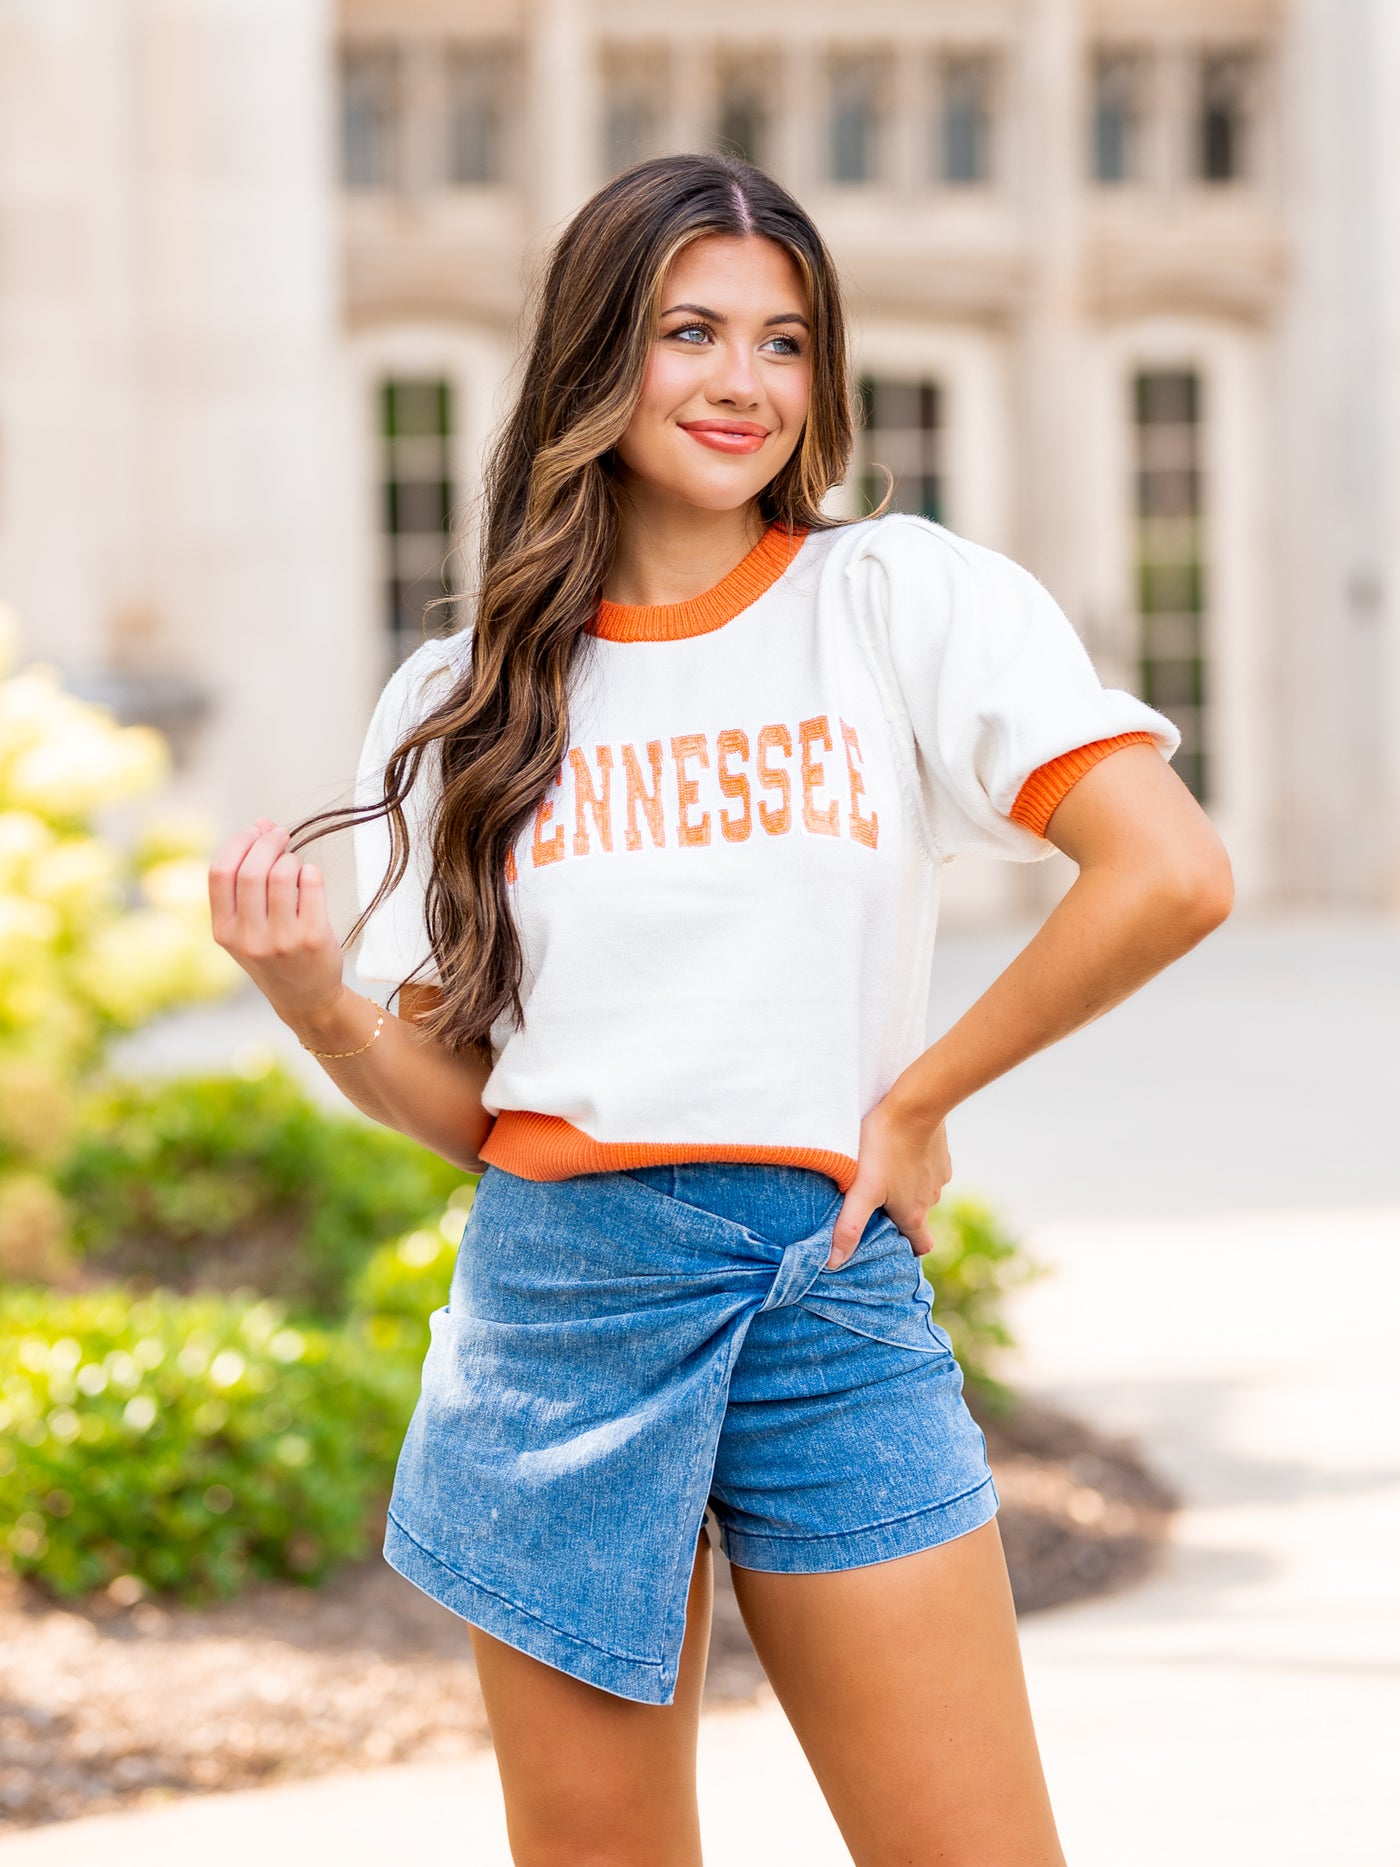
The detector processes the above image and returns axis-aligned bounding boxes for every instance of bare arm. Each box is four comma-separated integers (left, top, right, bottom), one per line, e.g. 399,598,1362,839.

209,818,494,1176
827,743,1235,1267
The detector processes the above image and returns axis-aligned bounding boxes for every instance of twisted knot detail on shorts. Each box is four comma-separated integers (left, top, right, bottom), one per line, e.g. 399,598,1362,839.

382,1161,999,1707
758,1224,842,1312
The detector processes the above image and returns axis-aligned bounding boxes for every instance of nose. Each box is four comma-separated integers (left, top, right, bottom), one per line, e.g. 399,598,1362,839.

707,339,761,409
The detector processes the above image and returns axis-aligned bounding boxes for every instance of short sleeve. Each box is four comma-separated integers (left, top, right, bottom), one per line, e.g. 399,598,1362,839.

854,515,1182,862
352,631,471,988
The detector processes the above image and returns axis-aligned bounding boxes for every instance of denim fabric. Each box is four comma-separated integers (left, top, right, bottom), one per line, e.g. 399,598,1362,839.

383,1160,999,1705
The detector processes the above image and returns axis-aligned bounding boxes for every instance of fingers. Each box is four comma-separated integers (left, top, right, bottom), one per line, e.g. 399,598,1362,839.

208,822,276,939
298,860,326,910
827,1183,944,1272
265,845,309,945
209,821,325,958
827,1174,881,1271
233,824,292,947
908,1218,939,1258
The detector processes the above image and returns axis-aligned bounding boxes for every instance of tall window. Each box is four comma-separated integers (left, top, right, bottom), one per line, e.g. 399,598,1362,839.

1198,51,1254,183
1092,50,1149,183
716,66,769,167
380,380,457,668
938,55,995,186
829,56,885,184
448,48,514,184
342,47,399,189
603,52,665,176
855,377,943,521
1133,370,1207,802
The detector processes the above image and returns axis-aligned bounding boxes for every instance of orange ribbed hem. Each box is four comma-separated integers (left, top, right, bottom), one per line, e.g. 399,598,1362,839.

479,1109,858,1193
1009,732,1159,838
589,523,809,642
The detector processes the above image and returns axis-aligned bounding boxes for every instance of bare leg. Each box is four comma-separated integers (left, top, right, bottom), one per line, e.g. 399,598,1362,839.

729,1518,1066,1867
468,1526,713,1866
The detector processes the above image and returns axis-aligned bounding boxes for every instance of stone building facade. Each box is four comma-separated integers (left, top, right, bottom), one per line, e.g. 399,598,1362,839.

1,0,1396,923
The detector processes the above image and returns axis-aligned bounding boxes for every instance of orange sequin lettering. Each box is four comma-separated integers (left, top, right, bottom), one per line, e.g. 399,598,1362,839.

531,769,565,867
798,715,840,836
569,744,614,856
504,843,519,884
671,733,712,847
622,740,666,850
716,728,752,842
756,725,792,835
839,717,879,849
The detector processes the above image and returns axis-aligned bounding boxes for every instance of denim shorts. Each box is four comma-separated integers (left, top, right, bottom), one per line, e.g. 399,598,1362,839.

382,1159,1000,1705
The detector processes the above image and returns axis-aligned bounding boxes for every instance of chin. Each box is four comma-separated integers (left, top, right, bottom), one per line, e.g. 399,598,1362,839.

679,481,768,514
657,462,774,514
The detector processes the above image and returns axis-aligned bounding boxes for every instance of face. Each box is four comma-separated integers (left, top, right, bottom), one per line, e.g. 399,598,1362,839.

612,233,812,514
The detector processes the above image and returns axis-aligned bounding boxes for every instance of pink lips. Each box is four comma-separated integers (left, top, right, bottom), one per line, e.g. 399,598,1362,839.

678,420,770,456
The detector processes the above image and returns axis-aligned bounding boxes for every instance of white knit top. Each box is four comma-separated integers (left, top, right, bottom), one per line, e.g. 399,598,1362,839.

353,514,1179,1191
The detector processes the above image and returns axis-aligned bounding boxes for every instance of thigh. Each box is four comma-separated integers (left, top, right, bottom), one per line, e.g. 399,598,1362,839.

468,1526,713,1867
730,1519,1067,1867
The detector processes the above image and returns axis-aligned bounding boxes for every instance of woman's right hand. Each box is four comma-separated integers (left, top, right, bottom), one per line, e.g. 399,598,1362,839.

208,817,347,1028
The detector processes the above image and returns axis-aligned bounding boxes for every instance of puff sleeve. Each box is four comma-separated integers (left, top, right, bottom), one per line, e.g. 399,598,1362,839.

352,631,471,989
853,515,1181,862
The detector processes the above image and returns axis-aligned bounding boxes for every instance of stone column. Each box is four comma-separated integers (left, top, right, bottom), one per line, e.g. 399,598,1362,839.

890,34,933,200
1152,44,1194,192
130,0,356,840
1016,0,1086,609
0,0,142,679
400,37,448,201
1009,0,1088,923
525,0,598,238
773,45,822,197
1372,0,1400,905
668,39,717,158
1277,0,1400,903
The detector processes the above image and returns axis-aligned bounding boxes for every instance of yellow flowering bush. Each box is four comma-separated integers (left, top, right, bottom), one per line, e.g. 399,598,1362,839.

0,604,242,1277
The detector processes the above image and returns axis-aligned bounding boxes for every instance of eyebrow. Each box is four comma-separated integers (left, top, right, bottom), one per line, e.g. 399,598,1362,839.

660,302,811,330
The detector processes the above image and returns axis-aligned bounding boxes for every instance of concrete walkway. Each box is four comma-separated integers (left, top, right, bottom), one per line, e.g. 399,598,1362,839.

5,913,1398,1863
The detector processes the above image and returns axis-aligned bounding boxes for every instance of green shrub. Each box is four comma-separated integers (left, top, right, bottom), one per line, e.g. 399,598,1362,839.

0,1284,412,1600
344,1212,466,1430
349,1208,464,1364
920,1194,1050,1418
0,1198,472,1603
54,1061,472,1316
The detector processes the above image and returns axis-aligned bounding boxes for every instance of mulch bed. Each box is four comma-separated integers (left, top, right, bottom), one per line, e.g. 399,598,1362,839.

0,1390,1176,1831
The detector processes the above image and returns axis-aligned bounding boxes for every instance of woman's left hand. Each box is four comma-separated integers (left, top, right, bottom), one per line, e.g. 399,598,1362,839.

826,1095,952,1270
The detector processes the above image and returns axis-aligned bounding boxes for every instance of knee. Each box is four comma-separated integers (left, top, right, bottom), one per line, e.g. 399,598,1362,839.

504,1773,700,1867
509,1820,697,1867
507,1778,703,1866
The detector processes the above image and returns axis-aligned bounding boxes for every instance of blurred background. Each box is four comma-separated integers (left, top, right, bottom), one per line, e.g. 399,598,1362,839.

1,3,1398,1863
3,0,1398,928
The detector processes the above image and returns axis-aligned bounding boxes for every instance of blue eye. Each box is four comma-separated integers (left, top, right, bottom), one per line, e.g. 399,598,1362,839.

663,323,803,357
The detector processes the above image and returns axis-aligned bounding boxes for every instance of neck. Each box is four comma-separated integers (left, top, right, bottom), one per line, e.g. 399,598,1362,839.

604,485,769,608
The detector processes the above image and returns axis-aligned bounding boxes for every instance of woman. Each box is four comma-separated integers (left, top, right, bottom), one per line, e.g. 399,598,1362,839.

210,154,1232,1866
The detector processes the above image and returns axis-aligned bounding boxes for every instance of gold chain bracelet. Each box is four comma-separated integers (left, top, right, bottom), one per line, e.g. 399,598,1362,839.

300,1008,386,1060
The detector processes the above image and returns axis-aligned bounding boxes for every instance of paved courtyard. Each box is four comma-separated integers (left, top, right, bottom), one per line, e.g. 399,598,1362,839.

4,911,1397,1864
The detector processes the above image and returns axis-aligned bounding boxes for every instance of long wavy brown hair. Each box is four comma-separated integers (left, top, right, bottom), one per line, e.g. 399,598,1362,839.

288,152,861,1061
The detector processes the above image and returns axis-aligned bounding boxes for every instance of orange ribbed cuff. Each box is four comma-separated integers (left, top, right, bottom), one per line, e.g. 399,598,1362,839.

479,1109,858,1193
1009,732,1159,838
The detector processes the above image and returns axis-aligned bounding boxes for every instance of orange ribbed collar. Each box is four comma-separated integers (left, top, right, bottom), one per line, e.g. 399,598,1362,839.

588,523,809,642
